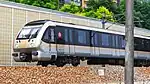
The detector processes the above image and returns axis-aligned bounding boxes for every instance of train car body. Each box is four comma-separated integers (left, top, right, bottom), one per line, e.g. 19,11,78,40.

12,20,150,67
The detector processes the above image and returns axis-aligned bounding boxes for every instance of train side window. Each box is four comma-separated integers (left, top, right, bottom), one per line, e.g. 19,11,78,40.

91,32,94,46
101,33,109,47
55,26,67,44
134,38,142,51
50,28,55,42
64,28,68,43
134,38,138,50
69,29,74,45
42,28,51,43
141,39,145,51
76,29,89,46
86,30,90,46
115,35,119,48
112,35,116,48
91,32,99,47
91,32,100,47
143,39,149,51
148,40,150,51
119,36,125,49
78,30,86,44
95,33,100,47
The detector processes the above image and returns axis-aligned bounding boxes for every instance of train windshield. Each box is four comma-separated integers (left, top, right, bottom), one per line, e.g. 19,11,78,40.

17,27,41,40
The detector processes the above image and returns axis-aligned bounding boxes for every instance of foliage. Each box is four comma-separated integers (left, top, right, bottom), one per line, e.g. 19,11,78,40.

84,10,96,18
9,0,58,10
9,0,115,22
95,6,114,22
59,3,81,13
134,0,150,29
115,0,150,29
60,3,114,22
87,0,117,13
113,0,125,24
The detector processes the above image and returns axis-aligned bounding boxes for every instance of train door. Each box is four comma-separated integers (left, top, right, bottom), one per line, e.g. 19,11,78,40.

40,26,57,58
49,27,57,55
90,31,100,56
55,26,70,56
55,26,64,55
64,28,70,55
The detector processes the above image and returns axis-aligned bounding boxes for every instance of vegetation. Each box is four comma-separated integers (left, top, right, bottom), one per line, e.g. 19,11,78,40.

9,0,59,10
59,3,81,14
59,3,114,22
8,0,150,29
114,0,150,29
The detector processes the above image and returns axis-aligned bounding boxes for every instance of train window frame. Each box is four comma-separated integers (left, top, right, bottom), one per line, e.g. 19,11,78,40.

134,37,142,51
111,34,116,48
68,28,74,45
64,28,69,43
119,35,125,49
55,26,67,44
41,27,51,43
91,31,101,47
101,33,111,47
143,39,150,51
115,35,120,49
75,29,90,46
50,28,55,43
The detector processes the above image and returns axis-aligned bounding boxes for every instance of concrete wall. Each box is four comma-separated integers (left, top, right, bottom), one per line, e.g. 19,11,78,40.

0,1,101,66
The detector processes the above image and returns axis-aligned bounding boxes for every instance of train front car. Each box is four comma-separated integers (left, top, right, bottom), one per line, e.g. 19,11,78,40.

12,20,57,65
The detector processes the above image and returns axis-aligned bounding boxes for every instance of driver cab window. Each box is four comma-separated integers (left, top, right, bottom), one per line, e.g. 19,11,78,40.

42,26,55,43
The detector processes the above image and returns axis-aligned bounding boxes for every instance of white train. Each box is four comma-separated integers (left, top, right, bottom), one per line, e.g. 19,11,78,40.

12,20,150,67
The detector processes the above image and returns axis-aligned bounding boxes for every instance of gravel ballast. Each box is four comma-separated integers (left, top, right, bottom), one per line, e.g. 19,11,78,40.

0,66,150,84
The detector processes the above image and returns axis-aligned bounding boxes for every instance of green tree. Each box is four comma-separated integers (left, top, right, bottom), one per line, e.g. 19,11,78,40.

76,6,114,22
9,0,58,10
95,6,114,22
115,0,150,29
59,3,81,13
114,0,125,24
87,0,117,12
134,0,150,29
84,10,96,18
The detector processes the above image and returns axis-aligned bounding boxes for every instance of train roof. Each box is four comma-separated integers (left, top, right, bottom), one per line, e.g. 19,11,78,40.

24,20,150,39
49,20,150,40
25,20,50,26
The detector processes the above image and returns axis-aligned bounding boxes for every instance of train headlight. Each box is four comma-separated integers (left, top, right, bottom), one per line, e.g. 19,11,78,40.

14,44,19,48
29,43,34,47
14,40,19,48
29,39,35,47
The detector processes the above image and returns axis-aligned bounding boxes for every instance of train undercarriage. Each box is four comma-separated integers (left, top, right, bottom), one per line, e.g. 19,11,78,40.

14,52,150,67
36,56,150,67
37,56,82,67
